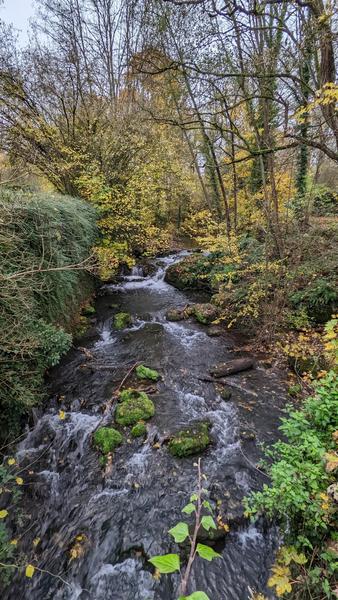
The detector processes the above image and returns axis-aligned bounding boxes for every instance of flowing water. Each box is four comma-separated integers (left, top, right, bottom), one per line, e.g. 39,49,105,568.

6,252,288,600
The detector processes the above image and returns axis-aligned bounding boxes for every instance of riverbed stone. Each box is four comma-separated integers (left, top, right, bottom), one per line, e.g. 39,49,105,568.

166,308,186,321
207,325,224,337
211,358,254,378
116,389,155,426
114,312,132,330
168,422,211,458
93,427,123,454
192,303,219,325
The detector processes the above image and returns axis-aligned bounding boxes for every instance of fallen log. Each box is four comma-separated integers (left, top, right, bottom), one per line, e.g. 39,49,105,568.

210,358,254,378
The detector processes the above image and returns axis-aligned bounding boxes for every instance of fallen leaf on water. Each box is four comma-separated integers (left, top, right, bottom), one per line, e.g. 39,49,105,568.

16,477,24,486
7,458,16,466
0,510,8,519
58,410,66,420
25,564,35,578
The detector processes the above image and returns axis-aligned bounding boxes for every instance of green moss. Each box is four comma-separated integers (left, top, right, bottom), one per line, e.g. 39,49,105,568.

115,389,155,426
136,364,160,381
131,421,147,437
93,427,123,454
114,312,132,330
168,422,211,458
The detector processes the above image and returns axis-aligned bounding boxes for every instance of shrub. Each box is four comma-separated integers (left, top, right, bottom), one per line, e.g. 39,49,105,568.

0,189,98,438
245,371,338,598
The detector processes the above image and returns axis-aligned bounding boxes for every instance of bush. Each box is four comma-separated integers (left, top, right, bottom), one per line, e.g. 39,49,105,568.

0,189,98,439
245,371,338,598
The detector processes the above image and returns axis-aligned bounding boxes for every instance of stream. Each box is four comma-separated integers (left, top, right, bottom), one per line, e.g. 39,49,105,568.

6,252,288,600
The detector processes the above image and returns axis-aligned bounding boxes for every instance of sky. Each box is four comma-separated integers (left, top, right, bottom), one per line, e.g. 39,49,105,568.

0,0,35,44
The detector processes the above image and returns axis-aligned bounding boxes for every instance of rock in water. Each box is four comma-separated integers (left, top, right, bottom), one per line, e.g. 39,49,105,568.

211,358,254,378
168,422,211,457
192,303,219,325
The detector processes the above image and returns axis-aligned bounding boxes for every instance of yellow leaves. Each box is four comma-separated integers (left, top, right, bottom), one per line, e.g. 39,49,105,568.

268,565,292,597
33,537,41,547
324,452,338,473
15,477,24,486
10,539,18,546
69,533,88,561
58,410,66,420
216,514,230,532
7,458,16,466
25,564,35,578
153,567,161,580
0,510,9,519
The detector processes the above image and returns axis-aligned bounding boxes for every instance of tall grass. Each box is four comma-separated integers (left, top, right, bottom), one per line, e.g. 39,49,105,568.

0,189,98,439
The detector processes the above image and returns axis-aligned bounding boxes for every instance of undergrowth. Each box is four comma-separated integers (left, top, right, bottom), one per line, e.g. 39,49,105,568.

0,188,98,439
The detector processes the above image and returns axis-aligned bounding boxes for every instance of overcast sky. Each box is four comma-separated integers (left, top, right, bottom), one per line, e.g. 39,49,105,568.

1,0,35,44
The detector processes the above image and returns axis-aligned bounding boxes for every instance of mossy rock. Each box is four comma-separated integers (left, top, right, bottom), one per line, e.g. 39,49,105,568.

136,364,160,381
131,421,147,438
114,312,132,330
82,303,96,316
116,389,155,426
93,427,123,454
166,308,186,321
192,303,219,325
168,422,211,458
73,315,89,339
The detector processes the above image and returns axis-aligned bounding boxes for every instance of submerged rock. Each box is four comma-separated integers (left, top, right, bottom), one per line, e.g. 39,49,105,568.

136,364,160,381
211,358,254,378
192,303,219,325
131,421,147,438
93,427,123,454
115,389,155,426
207,325,224,337
240,429,256,441
168,422,211,458
114,312,132,330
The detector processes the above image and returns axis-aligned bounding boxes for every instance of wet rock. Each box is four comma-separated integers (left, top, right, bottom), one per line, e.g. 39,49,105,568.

168,422,211,458
240,430,256,441
165,308,186,321
131,421,147,438
136,365,160,381
114,312,132,330
115,389,155,426
192,303,219,325
93,427,123,454
211,358,254,378
207,325,224,337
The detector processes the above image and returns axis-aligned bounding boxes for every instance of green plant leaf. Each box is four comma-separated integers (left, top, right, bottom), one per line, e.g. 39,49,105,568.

168,522,189,543
182,503,195,515
148,553,180,573
190,493,198,502
201,516,216,531
178,592,210,600
202,500,212,513
196,543,222,561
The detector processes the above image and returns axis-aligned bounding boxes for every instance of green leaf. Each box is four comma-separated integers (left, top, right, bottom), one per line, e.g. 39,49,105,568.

196,543,222,561
178,593,210,600
201,516,216,531
182,503,195,515
202,500,212,513
190,493,198,502
168,522,189,543
149,553,180,574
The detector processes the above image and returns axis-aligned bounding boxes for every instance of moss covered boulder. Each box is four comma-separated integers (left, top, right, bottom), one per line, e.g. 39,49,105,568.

114,312,132,330
93,427,123,454
192,303,219,325
168,422,211,458
131,421,147,438
136,364,160,381
116,389,155,426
